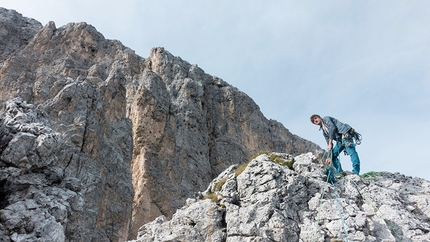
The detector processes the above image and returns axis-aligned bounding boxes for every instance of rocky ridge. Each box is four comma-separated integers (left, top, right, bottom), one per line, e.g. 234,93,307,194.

131,152,430,242
0,8,322,241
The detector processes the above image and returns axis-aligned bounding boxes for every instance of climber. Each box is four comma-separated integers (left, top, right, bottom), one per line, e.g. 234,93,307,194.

310,114,362,178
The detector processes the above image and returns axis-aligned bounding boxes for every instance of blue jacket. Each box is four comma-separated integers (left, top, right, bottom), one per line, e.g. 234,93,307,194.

321,116,352,144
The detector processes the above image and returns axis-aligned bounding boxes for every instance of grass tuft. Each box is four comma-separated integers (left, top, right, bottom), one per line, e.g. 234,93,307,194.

214,177,228,191
250,151,270,161
203,192,219,204
268,154,295,170
360,171,382,181
234,162,250,176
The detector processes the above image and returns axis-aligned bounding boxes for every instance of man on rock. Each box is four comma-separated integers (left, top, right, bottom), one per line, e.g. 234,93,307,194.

310,114,361,179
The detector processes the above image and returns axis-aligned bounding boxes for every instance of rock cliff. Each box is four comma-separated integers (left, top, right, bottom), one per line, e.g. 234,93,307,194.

128,47,321,237
0,8,322,241
131,152,430,242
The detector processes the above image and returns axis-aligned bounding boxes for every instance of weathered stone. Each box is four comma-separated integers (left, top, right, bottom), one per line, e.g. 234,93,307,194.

131,199,226,242
8,6,429,242
127,47,322,237
0,8,42,65
0,8,134,241
131,153,430,242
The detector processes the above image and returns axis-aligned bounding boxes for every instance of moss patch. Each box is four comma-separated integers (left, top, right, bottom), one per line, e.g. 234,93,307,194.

360,171,383,181
268,154,295,170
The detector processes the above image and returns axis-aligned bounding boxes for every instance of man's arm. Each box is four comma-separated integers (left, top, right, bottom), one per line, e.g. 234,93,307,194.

323,116,336,150
328,138,333,150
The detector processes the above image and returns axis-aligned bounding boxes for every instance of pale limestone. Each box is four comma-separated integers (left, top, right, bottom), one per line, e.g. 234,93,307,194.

0,7,321,241
132,153,430,242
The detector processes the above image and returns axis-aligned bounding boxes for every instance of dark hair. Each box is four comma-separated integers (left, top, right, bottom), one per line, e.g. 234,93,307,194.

310,114,321,123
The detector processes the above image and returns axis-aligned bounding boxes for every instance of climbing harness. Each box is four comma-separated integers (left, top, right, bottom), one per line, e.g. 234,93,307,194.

341,128,362,156
348,128,362,145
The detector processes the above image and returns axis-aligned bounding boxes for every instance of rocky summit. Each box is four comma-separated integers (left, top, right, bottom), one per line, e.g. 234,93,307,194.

0,7,429,242
0,8,324,241
130,152,430,242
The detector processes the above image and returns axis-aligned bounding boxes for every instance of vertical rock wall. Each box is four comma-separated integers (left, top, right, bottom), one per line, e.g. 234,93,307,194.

127,47,321,236
0,11,136,241
0,8,321,241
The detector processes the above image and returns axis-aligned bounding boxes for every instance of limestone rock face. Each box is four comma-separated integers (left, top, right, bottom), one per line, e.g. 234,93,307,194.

0,7,321,241
127,47,322,236
0,8,42,65
131,153,430,242
0,9,135,241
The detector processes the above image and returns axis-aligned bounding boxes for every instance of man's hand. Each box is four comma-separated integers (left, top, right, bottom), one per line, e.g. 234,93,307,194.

325,158,331,165
328,139,333,150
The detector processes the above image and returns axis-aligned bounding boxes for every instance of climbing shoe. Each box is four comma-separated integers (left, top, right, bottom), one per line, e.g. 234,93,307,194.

336,172,346,179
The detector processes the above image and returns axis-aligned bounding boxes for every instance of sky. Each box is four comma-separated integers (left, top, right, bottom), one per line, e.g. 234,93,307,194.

2,1,429,180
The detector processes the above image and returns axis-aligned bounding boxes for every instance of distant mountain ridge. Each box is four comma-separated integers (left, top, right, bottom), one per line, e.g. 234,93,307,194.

0,7,321,241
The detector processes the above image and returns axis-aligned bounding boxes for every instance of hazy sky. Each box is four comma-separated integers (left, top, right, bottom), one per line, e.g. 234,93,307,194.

2,1,429,180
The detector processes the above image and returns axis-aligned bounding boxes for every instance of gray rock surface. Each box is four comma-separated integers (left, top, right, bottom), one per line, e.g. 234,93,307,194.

0,8,135,241
2,7,430,242
128,47,322,237
0,96,134,242
131,153,430,242
0,7,321,241
0,8,42,65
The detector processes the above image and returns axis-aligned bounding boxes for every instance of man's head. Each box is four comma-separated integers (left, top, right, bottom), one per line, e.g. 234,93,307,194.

310,114,322,125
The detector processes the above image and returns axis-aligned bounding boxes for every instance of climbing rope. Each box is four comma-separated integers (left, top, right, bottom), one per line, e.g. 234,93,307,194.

313,151,331,241
313,151,349,242
331,180,349,242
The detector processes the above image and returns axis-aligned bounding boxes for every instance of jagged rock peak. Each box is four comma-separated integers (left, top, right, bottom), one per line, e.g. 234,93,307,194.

0,8,42,64
0,8,323,241
130,152,430,242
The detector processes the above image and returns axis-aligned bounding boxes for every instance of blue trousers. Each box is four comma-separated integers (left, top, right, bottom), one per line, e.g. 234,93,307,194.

331,137,360,175
325,166,336,183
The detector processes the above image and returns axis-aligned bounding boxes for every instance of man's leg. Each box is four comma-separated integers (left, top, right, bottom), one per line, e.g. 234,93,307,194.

331,141,344,175
345,145,360,175
325,166,336,183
